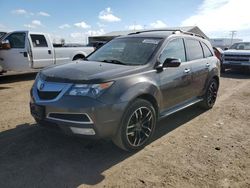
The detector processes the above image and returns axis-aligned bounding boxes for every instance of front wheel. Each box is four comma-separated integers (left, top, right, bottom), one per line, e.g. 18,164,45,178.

112,99,157,151
200,78,219,110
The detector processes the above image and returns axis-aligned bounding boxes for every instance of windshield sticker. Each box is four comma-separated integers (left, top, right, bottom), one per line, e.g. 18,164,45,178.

142,39,160,45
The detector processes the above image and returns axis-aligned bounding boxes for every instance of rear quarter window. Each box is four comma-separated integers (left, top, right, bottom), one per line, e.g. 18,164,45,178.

201,42,213,58
30,34,48,47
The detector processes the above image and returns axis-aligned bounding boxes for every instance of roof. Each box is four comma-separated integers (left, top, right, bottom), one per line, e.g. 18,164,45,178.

90,26,209,39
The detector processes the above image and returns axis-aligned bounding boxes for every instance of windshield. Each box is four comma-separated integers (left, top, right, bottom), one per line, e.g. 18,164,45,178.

87,37,162,65
229,42,250,50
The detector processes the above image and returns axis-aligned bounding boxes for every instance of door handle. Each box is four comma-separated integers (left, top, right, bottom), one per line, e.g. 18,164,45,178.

206,63,210,68
20,51,28,57
184,68,190,73
48,50,51,54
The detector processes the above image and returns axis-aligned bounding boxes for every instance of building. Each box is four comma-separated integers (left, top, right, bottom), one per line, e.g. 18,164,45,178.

210,38,243,49
88,26,209,45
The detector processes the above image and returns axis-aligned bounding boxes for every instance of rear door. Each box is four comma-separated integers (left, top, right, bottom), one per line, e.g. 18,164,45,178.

184,38,210,97
29,34,54,68
159,38,193,109
0,31,31,71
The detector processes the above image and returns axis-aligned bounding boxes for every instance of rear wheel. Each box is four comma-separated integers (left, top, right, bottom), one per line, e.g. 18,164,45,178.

73,55,85,61
112,99,157,151
200,78,218,110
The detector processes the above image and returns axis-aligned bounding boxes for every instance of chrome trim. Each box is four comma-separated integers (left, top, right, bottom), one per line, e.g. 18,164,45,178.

47,112,94,124
33,78,72,103
160,98,203,119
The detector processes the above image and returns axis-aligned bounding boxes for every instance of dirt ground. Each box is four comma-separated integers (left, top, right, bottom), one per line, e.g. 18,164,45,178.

0,71,249,188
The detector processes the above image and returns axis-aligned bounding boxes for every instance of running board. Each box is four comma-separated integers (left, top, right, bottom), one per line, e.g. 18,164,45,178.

159,98,203,119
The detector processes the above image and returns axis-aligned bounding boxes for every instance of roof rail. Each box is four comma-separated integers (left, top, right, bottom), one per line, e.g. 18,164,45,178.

128,29,205,39
128,29,182,35
179,30,205,39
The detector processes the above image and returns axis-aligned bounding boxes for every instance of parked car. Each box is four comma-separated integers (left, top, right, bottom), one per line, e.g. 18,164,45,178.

30,29,220,151
222,42,250,72
0,31,94,75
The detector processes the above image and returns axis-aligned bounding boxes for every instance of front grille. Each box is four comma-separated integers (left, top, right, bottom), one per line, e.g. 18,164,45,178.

224,54,250,63
37,90,61,100
224,54,250,58
224,58,249,62
48,113,92,123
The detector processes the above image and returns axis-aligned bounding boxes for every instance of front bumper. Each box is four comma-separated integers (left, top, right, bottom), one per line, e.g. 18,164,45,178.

30,82,127,138
222,61,250,70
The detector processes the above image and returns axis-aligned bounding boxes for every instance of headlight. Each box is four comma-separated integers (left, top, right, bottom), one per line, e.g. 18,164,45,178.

68,81,114,98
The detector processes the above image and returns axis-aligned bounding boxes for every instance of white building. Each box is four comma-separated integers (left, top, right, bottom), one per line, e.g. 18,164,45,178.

210,38,243,49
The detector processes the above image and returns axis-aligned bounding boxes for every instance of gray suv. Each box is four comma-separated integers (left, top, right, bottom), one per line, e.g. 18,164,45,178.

30,30,220,151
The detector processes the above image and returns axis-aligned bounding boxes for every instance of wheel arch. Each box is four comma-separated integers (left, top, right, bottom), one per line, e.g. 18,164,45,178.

136,94,159,117
72,53,86,61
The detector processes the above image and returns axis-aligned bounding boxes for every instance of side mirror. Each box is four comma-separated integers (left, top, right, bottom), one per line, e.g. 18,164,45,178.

163,58,181,68
0,40,11,50
224,47,229,51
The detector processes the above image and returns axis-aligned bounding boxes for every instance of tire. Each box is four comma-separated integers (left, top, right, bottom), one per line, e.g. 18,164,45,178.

112,99,157,151
73,55,85,61
200,78,219,110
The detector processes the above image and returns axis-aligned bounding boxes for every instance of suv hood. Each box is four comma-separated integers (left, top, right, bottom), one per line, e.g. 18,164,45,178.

224,49,250,55
40,60,145,83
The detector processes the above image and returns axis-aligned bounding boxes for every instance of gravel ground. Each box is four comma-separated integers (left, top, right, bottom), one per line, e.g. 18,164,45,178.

0,71,249,188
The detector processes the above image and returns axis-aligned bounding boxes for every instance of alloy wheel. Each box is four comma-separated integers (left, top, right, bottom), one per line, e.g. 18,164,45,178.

126,107,154,147
207,81,218,106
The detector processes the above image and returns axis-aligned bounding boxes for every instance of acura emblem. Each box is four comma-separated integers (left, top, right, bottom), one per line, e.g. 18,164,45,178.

39,83,45,90
37,80,45,90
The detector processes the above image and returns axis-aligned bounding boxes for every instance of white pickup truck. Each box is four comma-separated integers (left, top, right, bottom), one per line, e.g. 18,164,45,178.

0,31,95,75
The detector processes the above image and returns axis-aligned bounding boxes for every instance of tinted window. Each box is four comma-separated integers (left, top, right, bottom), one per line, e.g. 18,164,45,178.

6,33,26,48
229,42,250,50
159,38,186,63
201,42,213,57
88,38,162,65
30,34,48,47
185,39,203,61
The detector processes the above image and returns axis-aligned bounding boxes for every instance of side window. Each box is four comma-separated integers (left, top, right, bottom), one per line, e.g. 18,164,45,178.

185,39,203,61
201,42,213,57
30,34,48,47
159,38,186,63
5,33,26,48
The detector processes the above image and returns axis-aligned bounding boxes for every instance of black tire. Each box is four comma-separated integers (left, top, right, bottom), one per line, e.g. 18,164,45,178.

73,55,85,61
200,78,219,110
112,99,157,151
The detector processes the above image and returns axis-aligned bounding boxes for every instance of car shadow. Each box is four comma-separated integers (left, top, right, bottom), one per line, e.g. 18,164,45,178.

0,105,206,187
0,73,37,84
221,69,250,79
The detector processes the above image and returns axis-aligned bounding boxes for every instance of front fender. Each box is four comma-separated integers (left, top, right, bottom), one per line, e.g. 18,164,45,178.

119,80,163,110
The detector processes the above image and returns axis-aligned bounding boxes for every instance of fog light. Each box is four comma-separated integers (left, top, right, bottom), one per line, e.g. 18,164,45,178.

70,127,96,135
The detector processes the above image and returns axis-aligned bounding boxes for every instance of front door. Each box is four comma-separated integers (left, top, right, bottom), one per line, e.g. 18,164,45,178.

159,38,193,110
0,32,31,72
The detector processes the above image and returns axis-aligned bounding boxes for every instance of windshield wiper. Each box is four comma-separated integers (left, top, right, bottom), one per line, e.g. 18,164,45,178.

101,59,127,65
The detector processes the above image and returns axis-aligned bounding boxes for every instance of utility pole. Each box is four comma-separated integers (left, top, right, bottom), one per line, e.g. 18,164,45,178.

230,31,237,45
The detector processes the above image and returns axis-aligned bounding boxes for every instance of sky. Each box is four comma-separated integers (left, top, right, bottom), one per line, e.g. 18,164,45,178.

0,0,250,43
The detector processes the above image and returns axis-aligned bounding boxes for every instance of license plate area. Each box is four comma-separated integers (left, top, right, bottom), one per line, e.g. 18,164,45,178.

30,104,45,120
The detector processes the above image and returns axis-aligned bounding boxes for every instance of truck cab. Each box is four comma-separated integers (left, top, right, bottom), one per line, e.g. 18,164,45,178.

0,31,94,75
